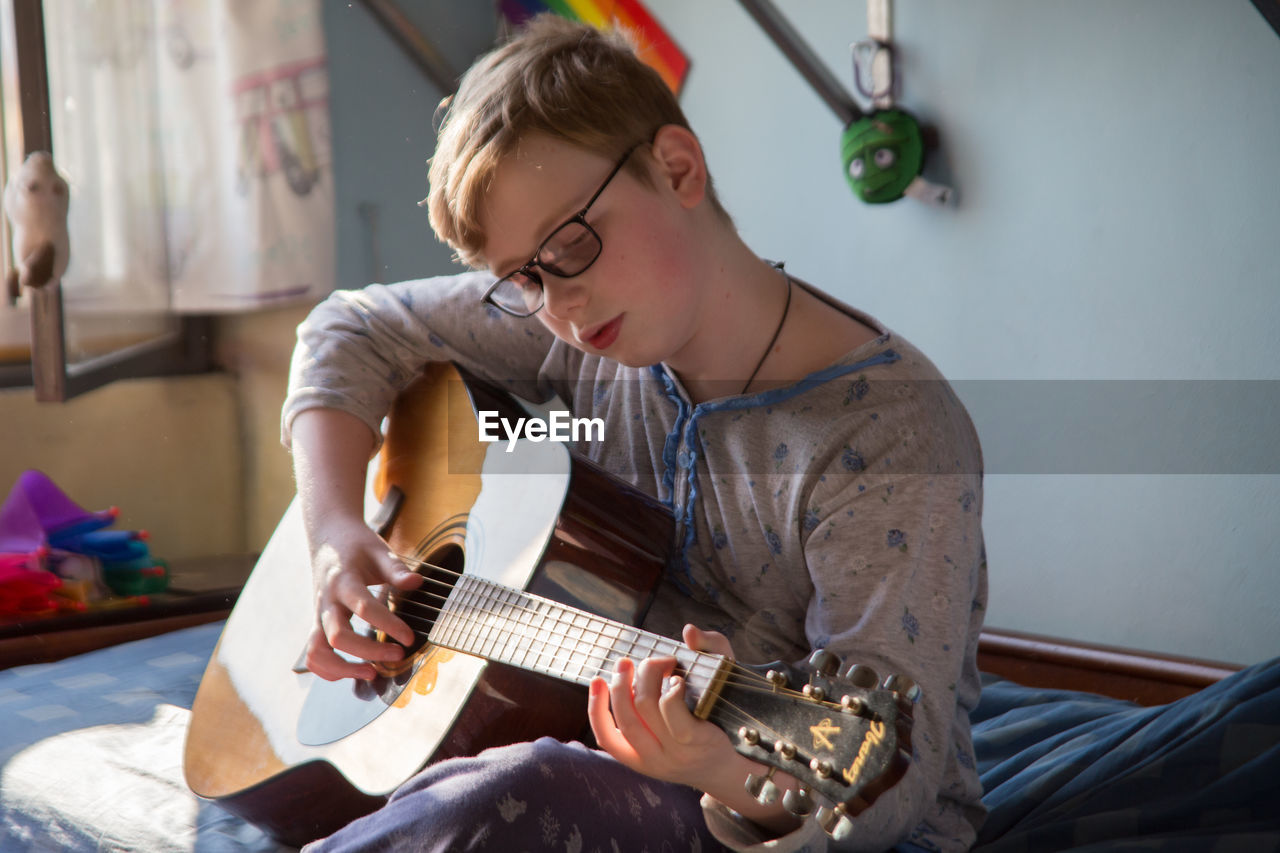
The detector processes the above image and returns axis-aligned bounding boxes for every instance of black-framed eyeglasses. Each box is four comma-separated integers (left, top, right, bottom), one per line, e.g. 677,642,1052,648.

482,144,641,318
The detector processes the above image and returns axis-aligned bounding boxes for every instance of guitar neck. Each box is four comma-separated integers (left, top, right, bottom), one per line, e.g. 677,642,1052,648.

429,574,728,708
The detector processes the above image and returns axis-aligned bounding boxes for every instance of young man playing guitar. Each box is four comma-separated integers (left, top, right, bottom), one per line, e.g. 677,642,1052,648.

284,14,987,853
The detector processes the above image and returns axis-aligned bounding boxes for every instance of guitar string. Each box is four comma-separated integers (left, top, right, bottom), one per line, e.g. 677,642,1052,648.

371,554,892,723
395,580,815,750
392,584,750,692
390,577,872,705
385,583,860,712
391,583,882,775
371,573,892,772
385,556,772,693
384,555,829,701
385,572,787,697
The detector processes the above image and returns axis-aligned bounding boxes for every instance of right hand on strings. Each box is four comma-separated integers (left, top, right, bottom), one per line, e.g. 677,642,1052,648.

290,407,425,682
304,516,424,681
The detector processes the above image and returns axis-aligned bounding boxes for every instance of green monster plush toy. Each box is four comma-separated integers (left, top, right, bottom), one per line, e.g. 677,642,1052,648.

842,109,951,205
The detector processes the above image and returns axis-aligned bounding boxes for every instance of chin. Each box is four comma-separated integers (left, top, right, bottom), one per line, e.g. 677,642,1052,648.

598,344,661,370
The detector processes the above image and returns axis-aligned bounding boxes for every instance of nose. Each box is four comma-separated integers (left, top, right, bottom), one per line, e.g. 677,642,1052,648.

539,273,590,321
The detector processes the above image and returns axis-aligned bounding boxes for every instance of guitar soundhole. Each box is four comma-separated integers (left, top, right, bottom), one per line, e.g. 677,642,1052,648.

387,543,464,660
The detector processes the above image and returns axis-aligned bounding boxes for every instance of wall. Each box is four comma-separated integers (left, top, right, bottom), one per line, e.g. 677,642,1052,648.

641,0,1280,664
322,1,497,287
7,3,1275,666
0,374,243,562
207,2,498,551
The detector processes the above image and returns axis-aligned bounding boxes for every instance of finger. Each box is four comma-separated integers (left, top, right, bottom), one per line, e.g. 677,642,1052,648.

378,549,423,590
632,656,677,723
587,677,633,763
320,596,408,661
658,674,699,744
607,658,662,748
335,575,418,647
304,628,378,682
683,624,735,659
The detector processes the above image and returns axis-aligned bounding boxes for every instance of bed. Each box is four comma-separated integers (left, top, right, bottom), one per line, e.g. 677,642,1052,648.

1,619,1276,852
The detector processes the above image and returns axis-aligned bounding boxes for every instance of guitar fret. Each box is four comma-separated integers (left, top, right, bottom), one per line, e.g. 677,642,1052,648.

494,586,522,666
493,586,515,660
429,584,457,648
581,613,609,682
532,600,557,677
476,582,501,661
569,611,590,682
426,574,726,705
622,626,640,661
532,600,555,676
561,607,588,682
483,581,514,660
443,578,466,651
551,605,574,680
596,621,620,679
461,579,487,657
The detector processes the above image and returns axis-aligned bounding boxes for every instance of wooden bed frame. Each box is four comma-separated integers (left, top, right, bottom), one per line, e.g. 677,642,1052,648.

5,613,1241,708
977,627,1243,706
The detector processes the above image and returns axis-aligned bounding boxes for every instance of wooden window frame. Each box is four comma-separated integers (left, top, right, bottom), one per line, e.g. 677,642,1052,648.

1,0,211,401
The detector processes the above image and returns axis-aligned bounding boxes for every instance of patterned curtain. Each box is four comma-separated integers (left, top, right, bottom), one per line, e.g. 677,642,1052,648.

44,0,334,313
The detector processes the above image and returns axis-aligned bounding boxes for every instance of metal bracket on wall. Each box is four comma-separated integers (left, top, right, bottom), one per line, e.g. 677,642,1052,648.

735,0,863,126
357,0,459,96
1251,0,1280,38
865,0,893,108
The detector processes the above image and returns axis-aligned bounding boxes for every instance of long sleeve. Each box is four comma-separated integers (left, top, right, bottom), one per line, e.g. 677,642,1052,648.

282,271,556,448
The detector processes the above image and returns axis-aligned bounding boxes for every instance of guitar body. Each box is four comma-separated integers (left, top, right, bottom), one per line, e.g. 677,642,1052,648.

183,363,675,846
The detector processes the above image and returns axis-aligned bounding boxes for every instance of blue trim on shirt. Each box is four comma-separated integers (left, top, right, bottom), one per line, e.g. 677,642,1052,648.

653,348,902,592
697,348,901,417
651,364,688,511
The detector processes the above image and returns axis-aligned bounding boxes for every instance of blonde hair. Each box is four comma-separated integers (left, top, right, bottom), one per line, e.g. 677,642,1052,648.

426,14,725,268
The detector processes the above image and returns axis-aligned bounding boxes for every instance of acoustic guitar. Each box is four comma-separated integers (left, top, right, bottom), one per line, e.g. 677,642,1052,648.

183,363,915,847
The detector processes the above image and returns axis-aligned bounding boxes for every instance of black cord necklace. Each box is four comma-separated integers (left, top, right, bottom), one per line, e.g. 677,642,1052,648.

740,267,793,395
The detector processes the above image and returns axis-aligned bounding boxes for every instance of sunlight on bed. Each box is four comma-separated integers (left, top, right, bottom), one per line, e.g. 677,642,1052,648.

1,704,289,852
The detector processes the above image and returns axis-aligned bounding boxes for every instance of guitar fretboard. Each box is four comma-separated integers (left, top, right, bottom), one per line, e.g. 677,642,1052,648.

429,575,726,702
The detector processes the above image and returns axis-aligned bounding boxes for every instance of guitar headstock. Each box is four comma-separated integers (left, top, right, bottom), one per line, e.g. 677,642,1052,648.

709,651,916,841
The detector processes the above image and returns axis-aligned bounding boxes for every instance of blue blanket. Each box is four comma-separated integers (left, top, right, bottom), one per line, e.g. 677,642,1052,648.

1,623,1278,851
971,660,1280,851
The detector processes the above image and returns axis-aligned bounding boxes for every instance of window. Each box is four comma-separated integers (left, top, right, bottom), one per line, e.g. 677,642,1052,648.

1,0,211,401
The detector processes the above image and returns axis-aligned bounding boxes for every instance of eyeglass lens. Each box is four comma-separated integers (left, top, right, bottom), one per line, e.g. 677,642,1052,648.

490,219,601,315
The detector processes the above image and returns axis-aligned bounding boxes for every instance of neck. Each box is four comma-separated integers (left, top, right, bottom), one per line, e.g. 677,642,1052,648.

665,232,795,402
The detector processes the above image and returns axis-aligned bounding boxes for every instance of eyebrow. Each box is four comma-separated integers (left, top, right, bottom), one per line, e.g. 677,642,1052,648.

492,193,587,277
490,154,622,277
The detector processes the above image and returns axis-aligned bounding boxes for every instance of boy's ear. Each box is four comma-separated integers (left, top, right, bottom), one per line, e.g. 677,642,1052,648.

648,125,707,209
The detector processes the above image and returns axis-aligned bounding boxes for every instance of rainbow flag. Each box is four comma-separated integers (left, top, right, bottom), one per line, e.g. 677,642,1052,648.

499,0,690,94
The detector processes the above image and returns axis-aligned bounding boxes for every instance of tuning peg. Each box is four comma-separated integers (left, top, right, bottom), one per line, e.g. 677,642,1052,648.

745,768,780,804
738,726,761,746
816,804,853,841
840,694,867,715
809,757,835,778
802,683,827,702
883,673,922,703
774,740,797,761
843,663,880,688
782,785,815,817
765,668,788,689
807,648,842,676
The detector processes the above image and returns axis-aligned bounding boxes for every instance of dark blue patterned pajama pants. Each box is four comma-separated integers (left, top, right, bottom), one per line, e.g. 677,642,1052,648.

303,737,733,852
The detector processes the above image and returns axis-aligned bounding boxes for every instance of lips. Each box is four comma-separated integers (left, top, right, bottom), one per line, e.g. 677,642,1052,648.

582,315,622,350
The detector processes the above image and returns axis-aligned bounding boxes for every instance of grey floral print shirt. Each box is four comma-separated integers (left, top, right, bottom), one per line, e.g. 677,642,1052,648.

284,272,988,853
